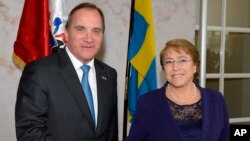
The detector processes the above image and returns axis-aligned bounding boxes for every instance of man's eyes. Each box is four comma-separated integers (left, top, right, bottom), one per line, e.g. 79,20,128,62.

75,27,84,31
93,28,103,33
74,27,102,33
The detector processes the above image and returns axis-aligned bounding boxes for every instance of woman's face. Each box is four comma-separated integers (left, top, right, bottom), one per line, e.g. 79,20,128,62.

162,48,197,88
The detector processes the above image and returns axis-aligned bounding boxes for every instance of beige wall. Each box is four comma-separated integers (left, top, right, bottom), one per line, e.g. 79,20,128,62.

0,0,195,140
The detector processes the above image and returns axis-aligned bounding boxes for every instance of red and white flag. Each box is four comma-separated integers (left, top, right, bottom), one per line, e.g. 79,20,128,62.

49,0,67,48
13,0,67,69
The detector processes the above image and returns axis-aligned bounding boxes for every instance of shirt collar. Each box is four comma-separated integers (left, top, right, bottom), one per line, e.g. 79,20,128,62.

65,46,95,70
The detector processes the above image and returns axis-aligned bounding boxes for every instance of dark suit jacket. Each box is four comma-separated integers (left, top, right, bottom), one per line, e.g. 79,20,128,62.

15,48,118,141
125,83,229,141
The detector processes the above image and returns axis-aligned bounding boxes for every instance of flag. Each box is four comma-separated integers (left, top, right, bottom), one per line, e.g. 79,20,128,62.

49,0,67,49
127,0,157,122
13,0,50,69
13,0,66,69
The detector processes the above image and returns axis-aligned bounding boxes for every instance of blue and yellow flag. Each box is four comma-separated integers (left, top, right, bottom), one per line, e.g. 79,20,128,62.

127,0,157,122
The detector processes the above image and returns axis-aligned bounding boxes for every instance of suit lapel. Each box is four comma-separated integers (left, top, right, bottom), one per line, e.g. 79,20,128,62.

157,84,184,141
94,60,106,133
199,88,213,140
58,49,95,130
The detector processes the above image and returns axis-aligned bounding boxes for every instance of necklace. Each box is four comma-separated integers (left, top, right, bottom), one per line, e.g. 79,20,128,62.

168,83,196,104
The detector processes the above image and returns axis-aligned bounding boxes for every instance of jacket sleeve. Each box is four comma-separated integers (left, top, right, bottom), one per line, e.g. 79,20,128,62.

124,96,149,141
15,62,52,141
219,94,230,141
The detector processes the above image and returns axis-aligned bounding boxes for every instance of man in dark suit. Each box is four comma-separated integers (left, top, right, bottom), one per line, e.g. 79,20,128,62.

15,2,118,141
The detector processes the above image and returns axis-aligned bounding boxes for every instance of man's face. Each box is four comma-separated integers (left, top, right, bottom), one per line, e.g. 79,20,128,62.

65,8,104,64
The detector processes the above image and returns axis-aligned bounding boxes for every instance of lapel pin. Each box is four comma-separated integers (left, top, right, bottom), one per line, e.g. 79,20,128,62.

101,76,107,80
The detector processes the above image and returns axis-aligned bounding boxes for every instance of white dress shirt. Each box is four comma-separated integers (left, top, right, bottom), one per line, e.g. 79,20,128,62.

65,47,98,125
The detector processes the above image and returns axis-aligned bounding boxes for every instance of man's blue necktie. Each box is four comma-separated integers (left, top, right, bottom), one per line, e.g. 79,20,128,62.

81,65,96,127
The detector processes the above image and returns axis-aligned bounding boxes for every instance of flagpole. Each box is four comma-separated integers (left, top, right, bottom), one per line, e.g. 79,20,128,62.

123,0,135,138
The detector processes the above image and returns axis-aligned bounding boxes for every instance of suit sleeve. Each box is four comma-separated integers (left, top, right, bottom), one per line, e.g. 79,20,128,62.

219,94,230,141
15,62,52,141
124,96,148,141
108,70,119,141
